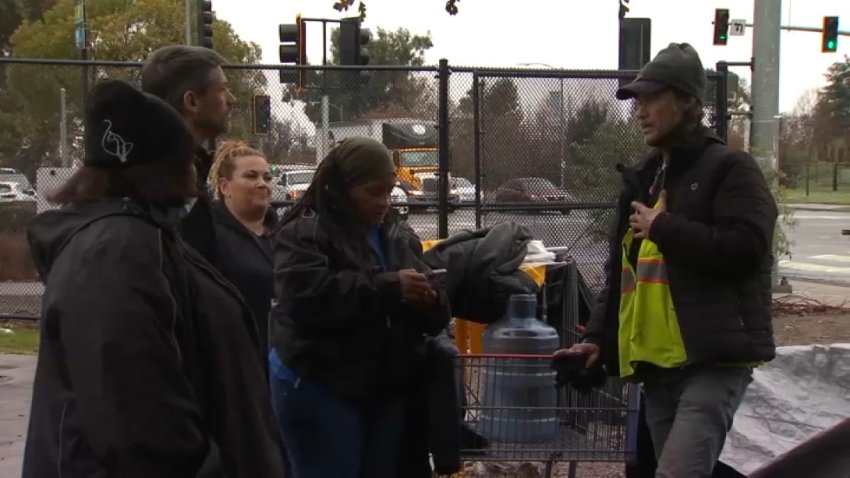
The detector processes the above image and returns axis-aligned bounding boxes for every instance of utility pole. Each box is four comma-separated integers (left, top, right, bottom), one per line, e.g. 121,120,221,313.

320,95,330,164
751,0,788,292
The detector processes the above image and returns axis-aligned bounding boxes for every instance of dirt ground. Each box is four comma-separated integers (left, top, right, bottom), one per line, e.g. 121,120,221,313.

773,312,850,346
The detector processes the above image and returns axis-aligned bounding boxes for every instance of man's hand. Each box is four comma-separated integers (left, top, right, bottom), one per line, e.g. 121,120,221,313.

553,343,601,368
629,191,667,239
398,269,437,307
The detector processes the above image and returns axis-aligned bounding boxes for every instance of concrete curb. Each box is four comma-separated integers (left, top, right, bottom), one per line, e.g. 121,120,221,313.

784,204,850,213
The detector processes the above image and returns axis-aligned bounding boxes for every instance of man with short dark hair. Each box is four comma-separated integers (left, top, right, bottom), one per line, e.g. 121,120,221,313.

141,45,236,261
555,43,778,477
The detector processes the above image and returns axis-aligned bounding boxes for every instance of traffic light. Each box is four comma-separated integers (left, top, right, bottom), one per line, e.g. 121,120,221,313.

252,94,271,135
279,15,306,88
339,17,371,66
713,9,730,45
619,18,651,71
198,0,213,49
339,17,371,87
822,16,839,53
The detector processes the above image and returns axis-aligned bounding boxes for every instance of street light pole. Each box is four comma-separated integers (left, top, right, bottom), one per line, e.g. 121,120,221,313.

559,79,565,188
518,62,566,187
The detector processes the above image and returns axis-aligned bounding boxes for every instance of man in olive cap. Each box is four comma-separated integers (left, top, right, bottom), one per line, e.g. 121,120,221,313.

555,43,778,477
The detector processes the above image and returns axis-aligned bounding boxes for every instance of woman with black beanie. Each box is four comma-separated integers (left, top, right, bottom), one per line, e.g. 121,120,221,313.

23,79,284,478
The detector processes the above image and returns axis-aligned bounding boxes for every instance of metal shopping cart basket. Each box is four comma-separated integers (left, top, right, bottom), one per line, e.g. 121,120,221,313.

455,353,640,478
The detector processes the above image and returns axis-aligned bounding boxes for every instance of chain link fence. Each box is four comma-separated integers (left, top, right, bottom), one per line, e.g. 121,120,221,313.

0,59,725,319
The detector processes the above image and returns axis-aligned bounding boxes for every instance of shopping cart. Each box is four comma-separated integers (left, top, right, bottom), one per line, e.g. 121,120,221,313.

456,353,640,478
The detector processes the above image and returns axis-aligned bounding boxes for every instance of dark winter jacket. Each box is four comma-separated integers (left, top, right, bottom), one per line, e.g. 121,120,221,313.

180,148,216,262
212,201,282,361
270,209,451,405
23,199,284,478
397,334,464,477
583,129,778,376
422,222,539,324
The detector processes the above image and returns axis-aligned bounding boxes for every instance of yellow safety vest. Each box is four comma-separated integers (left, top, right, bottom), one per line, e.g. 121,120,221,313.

617,203,688,380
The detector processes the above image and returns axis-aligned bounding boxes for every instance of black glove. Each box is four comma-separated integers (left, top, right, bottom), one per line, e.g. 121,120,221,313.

551,354,608,392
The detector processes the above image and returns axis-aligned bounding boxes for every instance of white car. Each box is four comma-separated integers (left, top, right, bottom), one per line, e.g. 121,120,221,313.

391,185,409,220
272,169,315,203
0,181,36,202
452,177,478,203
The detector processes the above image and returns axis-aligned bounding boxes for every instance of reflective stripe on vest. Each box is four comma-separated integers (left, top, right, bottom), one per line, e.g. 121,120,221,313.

617,202,688,379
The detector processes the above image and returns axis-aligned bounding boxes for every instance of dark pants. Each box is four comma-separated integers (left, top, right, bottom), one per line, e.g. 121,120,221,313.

626,392,658,478
270,375,405,478
396,335,463,477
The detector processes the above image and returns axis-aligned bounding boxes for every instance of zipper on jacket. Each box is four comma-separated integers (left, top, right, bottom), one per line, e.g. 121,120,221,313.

57,401,68,478
734,293,745,329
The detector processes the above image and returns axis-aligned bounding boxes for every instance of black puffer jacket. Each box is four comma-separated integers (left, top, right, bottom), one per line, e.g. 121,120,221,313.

24,199,284,478
584,130,778,375
270,209,451,404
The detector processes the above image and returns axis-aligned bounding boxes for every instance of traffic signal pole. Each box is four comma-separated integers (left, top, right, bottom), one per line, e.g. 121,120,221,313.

321,20,329,163
285,17,370,162
737,22,849,36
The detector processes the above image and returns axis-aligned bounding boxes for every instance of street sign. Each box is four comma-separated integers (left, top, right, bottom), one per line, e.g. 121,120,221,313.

730,19,746,36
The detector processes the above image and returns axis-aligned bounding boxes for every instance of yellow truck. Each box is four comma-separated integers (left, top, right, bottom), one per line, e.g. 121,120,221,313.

323,119,438,190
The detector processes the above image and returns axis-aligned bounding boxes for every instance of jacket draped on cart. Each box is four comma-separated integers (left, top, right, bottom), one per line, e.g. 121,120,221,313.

423,221,540,325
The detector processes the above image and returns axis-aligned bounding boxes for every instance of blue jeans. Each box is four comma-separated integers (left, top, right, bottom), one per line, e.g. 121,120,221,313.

270,374,405,478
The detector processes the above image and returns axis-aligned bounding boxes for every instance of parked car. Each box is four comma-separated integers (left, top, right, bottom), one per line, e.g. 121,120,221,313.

271,169,315,203
0,181,36,202
451,176,478,203
391,185,409,220
492,177,574,214
398,178,459,212
0,168,34,193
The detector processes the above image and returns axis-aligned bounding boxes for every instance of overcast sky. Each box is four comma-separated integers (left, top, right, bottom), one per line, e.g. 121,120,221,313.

213,0,849,114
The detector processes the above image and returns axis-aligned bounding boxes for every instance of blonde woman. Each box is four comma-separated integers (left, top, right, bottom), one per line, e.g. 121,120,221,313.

209,141,280,361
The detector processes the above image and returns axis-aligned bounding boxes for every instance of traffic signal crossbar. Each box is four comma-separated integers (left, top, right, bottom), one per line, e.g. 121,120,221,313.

711,14,845,53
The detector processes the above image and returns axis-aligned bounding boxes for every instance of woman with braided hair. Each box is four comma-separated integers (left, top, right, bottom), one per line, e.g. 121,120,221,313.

269,137,451,478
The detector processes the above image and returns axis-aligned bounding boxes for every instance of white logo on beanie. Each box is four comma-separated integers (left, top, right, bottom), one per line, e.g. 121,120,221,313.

101,120,134,163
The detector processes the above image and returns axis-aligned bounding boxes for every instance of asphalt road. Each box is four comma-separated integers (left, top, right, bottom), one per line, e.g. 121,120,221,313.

779,210,850,285
6,208,848,314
